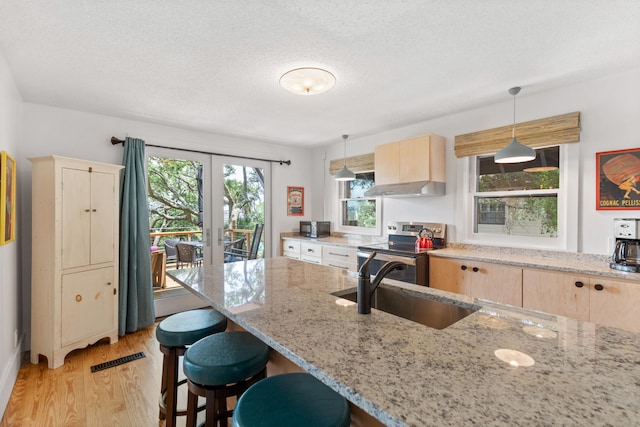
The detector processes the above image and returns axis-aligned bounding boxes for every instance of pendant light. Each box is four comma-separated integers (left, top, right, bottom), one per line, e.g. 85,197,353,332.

335,134,355,181
494,87,536,164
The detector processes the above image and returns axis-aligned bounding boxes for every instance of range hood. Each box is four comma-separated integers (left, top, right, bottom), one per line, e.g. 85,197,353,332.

364,180,445,198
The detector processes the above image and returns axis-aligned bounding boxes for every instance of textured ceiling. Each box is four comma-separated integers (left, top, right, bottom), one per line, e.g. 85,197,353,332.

1,1,639,147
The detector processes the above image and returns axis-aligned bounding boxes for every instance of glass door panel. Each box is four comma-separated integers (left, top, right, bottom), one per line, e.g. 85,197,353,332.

213,157,270,264
146,147,211,317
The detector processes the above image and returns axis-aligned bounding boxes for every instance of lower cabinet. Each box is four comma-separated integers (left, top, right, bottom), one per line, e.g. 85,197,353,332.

523,268,640,333
282,239,301,260
522,269,590,321
61,267,116,347
321,245,357,271
431,257,640,333
300,242,322,264
281,238,358,272
429,257,523,307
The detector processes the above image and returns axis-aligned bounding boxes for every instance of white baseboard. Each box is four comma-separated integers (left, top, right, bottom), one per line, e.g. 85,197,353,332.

0,335,22,421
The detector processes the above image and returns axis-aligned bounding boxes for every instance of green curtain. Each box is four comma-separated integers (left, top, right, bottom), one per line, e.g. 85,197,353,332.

118,137,155,335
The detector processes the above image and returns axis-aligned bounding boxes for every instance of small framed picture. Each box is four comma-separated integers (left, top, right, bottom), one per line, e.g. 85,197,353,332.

596,148,640,210
0,151,16,245
287,186,304,216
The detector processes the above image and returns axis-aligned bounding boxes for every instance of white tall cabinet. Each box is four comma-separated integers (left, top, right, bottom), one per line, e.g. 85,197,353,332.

30,156,123,369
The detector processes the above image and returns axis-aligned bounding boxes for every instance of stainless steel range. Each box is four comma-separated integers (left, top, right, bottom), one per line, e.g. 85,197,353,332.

357,221,446,286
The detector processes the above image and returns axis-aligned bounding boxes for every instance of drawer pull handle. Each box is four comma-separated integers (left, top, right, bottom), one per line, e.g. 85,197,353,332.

288,246,294,250
328,264,349,269
329,252,349,257
575,281,584,288
472,267,479,272
75,294,82,302
307,248,314,252
594,284,604,291
460,265,467,271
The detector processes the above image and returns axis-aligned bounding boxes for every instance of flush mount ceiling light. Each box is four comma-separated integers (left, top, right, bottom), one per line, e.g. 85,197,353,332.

279,67,336,95
494,87,536,164
335,134,355,181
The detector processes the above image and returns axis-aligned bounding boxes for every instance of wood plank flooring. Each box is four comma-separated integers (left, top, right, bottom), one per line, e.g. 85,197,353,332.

0,322,202,427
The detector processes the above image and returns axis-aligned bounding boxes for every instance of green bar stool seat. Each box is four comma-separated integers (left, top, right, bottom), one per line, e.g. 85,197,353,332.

156,309,228,427
183,331,270,427
232,372,350,427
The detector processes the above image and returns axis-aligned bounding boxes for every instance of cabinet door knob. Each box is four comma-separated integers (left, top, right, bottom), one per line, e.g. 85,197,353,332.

594,284,604,291
75,294,82,302
575,281,584,288
460,265,467,271
472,267,479,272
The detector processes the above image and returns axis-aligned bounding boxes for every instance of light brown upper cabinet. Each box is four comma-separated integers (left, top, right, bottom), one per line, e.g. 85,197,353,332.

374,134,446,185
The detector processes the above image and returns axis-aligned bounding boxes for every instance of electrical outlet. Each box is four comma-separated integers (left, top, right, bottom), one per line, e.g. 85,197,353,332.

14,330,18,348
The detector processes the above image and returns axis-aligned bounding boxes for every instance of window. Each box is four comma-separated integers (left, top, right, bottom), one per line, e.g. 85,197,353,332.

336,172,382,235
473,146,559,238
466,146,576,249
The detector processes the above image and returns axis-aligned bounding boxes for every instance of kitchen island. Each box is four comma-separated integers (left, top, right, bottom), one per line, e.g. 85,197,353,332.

168,258,640,426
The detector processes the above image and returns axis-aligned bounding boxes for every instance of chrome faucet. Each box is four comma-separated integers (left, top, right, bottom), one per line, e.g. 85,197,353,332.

357,251,406,314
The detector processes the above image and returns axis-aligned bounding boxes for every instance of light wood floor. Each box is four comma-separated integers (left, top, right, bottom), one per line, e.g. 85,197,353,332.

0,322,203,427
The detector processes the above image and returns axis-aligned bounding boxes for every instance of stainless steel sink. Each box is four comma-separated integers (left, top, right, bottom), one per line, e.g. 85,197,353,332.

333,285,480,329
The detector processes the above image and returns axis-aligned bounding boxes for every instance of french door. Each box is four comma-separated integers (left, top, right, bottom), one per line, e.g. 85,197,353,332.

211,156,270,263
146,147,270,317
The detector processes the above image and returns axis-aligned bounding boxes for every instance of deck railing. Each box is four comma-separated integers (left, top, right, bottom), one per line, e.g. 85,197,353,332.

149,229,254,250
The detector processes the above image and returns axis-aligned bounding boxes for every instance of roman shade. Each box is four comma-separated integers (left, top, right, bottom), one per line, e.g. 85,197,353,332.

329,153,375,175
454,112,580,158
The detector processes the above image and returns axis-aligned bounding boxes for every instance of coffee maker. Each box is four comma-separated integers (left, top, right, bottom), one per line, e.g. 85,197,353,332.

610,218,640,272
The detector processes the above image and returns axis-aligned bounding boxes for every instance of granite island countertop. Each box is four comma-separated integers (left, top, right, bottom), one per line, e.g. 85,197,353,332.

169,258,640,426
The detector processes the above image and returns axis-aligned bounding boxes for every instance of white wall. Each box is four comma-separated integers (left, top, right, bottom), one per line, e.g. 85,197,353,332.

0,51,22,418
316,66,640,255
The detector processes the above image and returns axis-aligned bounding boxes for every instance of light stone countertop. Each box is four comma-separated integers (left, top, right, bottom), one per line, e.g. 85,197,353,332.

281,233,640,281
168,258,640,426
280,233,385,248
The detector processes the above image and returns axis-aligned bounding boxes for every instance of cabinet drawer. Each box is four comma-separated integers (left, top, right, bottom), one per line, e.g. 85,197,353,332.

322,245,357,262
282,240,301,254
283,251,300,260
300,254,322,264
300,242,322,258
321,258,356,271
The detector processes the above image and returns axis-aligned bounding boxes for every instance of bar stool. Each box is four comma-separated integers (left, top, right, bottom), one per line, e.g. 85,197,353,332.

183,331,270,427
156,309,228,427
232,372,350,427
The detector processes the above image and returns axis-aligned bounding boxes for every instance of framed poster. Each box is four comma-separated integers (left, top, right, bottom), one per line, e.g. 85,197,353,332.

0,151,16,245
287,186,304,216
596,148,640,210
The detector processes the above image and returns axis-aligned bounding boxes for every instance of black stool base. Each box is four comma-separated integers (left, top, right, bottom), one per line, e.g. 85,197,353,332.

186,366,267,427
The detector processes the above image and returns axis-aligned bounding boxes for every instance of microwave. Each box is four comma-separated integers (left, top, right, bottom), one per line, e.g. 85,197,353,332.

300,221,331,238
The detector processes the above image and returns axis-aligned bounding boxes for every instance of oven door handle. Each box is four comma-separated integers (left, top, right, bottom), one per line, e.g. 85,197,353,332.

357,252,416,266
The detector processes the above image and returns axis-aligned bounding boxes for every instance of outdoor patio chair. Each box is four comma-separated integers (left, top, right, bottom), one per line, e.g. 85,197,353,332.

224,238,246,263
164,239,180,263
224,224,264,262
176,242,204,268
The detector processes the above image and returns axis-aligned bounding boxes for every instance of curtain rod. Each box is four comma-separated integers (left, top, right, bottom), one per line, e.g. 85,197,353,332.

110,136,292,165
